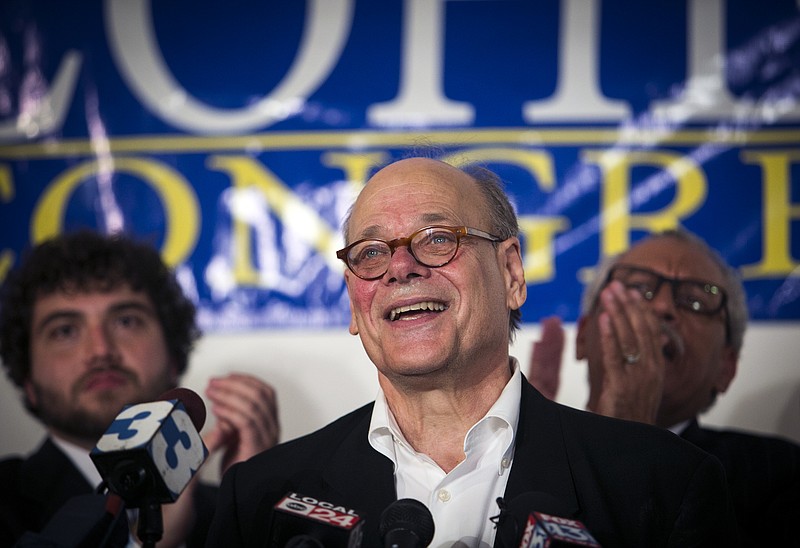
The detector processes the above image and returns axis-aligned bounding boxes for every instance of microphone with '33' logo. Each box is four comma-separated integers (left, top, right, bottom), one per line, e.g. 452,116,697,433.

90,387,208,508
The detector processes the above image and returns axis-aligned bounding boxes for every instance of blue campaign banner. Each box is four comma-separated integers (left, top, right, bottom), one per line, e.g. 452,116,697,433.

0,0,798,330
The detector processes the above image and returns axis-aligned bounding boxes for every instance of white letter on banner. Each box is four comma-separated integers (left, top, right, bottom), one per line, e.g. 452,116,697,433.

0,51,82,143
523,0,630,122
651,0,737,120
104,0,353,134
651,0,800,122
367,0,473,127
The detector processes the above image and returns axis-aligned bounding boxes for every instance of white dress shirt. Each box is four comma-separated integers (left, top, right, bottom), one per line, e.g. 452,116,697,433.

51,435,104,489
368,359,522,547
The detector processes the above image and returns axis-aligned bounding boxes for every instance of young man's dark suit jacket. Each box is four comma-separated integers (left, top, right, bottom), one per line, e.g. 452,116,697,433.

0,437,217,547
681,419,800,545
207,377,739,547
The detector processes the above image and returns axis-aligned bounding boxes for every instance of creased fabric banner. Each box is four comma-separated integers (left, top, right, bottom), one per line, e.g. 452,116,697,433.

0,0,798,330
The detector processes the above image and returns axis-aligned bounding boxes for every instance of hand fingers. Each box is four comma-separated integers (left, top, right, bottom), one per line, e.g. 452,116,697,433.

600,282,642,363
205,373,280,451
528,316,565,399
207,374,278,419
202,418,235,452
595,281,665,423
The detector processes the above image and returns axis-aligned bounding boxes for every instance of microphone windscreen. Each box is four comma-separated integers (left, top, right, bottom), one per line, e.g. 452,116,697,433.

15,493,129,548
379,498,435,547
284,534,325,547
159,387,207,431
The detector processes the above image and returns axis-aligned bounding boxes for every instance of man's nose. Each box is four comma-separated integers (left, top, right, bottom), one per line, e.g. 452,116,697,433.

383,245,429,283
647,282,678,321
86,322,117,359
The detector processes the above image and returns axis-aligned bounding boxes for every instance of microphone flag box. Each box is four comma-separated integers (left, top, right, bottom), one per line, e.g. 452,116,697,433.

270,492,365,547
519,512,601,547
91,399,208,506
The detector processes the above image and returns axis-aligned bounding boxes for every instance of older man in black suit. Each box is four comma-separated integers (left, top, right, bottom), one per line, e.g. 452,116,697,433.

564,229,800,545
208,158,738,547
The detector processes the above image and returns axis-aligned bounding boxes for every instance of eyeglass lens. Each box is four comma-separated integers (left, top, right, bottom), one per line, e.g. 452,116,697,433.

610,266,725,315
347,227,461,279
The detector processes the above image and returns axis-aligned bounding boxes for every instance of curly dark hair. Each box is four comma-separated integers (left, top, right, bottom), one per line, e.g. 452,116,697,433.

0,230,201,388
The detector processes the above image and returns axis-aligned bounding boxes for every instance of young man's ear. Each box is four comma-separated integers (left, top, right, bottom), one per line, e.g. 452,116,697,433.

23,379,39,411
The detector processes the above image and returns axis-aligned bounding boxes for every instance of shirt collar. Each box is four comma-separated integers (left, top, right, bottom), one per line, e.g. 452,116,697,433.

668,419,692,436
368,357,522,474
50,434,103,489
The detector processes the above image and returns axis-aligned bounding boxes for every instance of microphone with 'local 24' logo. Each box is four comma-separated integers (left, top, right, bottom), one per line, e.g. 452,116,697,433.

269,492,365,547
90,387,209,508
493,492,600,548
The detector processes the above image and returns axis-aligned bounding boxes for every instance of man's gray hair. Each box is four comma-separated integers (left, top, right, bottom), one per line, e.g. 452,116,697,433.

579,229,748,355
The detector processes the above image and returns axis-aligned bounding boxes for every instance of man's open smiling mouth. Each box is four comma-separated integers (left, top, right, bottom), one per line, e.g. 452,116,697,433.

388,301,448,321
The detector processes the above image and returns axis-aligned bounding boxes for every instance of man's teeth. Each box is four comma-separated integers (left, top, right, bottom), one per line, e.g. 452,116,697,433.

389,301,446,321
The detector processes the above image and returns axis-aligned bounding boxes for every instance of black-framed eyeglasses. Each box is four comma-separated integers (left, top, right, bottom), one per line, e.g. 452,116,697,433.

336,225,502,281
606,264,729,317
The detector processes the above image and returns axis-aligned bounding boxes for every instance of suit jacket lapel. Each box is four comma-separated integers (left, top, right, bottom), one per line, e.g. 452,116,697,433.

23,438,94,527
313,382,582,546
503,379,580,517
321,404,396,543
679,418,706,446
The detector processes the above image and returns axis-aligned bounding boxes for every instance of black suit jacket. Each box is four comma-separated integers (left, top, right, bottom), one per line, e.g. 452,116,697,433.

0,437,217,547
207,378,738,547
681,419,800,545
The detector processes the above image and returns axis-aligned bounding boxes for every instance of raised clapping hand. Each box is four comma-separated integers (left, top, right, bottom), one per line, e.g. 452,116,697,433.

527,316,565,400
203,372,281,474
589,280,664,424
156,373,279,547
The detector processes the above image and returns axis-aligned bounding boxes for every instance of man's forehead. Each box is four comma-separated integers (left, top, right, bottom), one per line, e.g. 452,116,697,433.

350,160,483,230
364,158,476,194
34,284,155,311
621,237,723,280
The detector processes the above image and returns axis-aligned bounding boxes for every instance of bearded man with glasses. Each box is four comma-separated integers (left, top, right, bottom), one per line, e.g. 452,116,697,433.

566,229,800,545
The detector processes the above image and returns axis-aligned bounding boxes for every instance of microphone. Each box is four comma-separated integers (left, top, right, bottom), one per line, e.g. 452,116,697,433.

268,492,365,547
90,387,209,508
14,492,128,548
379,498,435,548
517,512,600,547
284,535,325,547
493,492,600,547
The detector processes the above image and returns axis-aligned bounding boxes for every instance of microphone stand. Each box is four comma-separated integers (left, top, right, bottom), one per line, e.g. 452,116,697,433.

136,498,164,548
107,463,165,548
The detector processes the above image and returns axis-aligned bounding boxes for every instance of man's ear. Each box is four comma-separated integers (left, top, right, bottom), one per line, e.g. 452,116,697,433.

348,311,359,336
500,237,527,311
23,379,38,410
715,346,738,395
575,315,590,360
344,271,359,336
169,361,181,387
